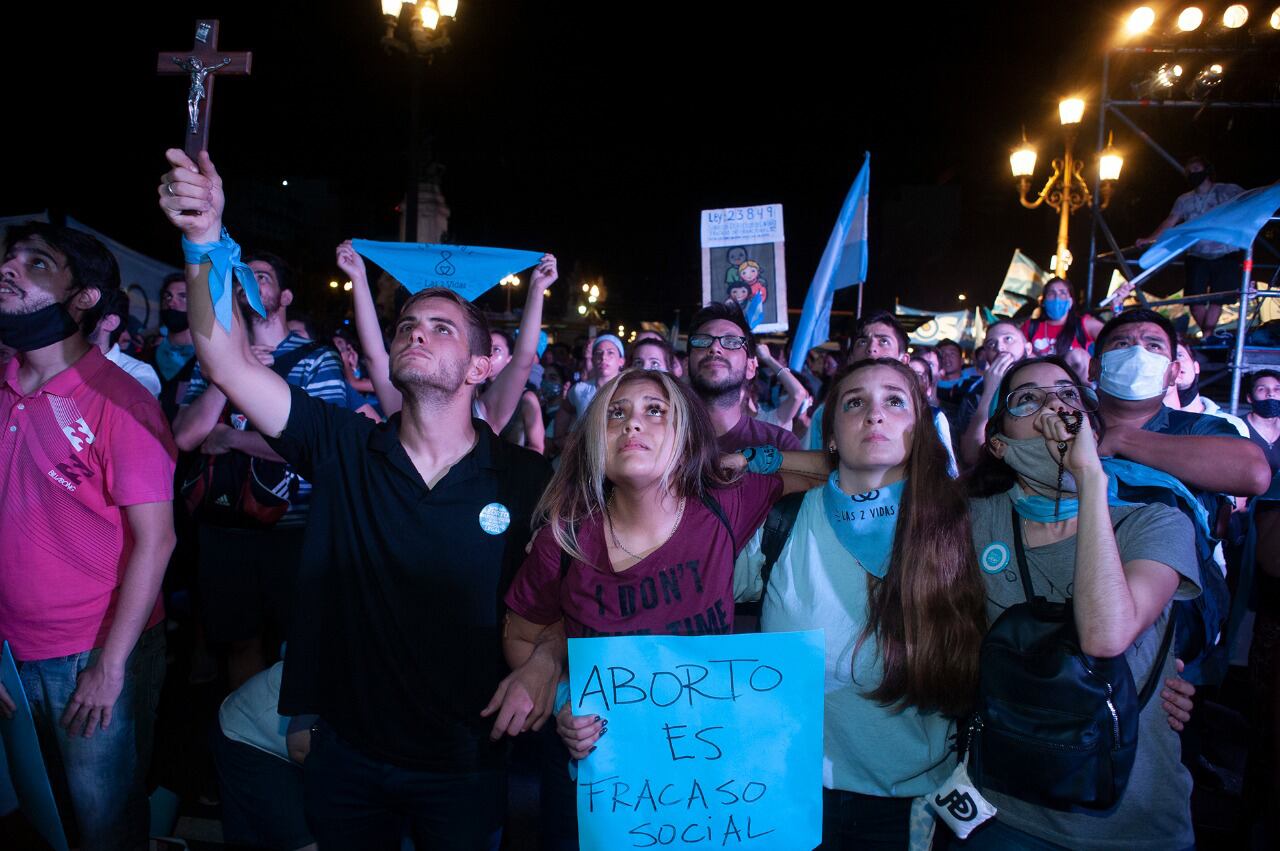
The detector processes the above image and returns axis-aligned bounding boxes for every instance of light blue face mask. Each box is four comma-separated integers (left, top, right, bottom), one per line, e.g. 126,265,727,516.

822,474,904,578
1043,298,1071,322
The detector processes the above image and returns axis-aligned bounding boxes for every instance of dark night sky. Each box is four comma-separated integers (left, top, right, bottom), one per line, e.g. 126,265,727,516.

5,1,1278,331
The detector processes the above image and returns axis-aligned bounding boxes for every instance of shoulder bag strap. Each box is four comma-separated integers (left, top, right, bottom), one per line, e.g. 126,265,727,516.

1010,505,1037,603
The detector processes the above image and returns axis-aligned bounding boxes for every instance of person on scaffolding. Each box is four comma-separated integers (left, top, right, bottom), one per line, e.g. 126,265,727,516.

1136,155,1245,339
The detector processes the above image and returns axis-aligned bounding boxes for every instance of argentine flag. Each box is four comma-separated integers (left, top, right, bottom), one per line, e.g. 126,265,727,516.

789,154,870,371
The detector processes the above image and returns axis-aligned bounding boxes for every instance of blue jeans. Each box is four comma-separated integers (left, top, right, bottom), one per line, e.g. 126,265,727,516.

303,719,505,850
18,624,166,851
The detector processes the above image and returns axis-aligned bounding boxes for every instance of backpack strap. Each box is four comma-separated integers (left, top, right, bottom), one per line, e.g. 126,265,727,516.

268,341,326,380
1010,505,1038,603
760,491,806,598
700,491,736,554
1137,607,1177,710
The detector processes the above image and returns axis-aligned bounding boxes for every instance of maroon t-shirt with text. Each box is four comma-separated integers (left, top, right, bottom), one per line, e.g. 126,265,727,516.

505,473,782,638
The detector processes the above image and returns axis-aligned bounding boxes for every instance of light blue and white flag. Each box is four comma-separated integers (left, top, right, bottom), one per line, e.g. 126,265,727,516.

789,154,870,372
352,240,544,300
1139,182,1280,268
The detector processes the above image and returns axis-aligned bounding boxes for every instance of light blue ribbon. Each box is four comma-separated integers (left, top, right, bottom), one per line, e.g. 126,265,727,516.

182,229,265,331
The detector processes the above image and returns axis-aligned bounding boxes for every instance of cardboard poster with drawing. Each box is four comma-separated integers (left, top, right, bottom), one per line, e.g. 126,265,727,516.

701,205,788,333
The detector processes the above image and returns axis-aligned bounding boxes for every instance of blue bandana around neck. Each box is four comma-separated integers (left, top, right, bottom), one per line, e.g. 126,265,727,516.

822,473,905,579
155,338,195,381
1006,472,1134,523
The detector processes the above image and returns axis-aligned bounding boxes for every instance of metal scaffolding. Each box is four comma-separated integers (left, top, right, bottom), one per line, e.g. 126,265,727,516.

1086,44,1280,413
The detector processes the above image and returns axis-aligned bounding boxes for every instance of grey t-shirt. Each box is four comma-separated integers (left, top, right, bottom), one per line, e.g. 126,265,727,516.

969,494,1201,850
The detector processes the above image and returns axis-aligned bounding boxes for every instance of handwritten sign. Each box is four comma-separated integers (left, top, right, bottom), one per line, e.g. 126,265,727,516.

569,630,823,851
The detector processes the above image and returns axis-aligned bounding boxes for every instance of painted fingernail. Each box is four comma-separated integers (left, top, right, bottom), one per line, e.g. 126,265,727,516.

589,746,597,754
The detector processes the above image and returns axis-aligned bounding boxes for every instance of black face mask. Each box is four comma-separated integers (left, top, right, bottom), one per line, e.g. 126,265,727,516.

1177,374,1200,408
160,308,189,335
1254,399,1280,420
0,301,81,352
1187,170,1209,189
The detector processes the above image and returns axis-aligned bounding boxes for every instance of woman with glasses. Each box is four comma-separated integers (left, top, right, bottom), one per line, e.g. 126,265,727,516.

957,355,1201,850
735,358,988,849
499,367,824,848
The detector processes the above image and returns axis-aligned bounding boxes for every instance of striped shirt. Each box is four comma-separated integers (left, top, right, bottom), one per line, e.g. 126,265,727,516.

182,333,347,526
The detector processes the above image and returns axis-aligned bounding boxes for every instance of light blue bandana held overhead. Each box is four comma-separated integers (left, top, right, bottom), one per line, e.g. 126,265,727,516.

822,473,904,579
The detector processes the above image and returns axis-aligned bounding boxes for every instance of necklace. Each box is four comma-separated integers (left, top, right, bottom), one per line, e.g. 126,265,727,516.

1053,410,1085,518
606,493,686,562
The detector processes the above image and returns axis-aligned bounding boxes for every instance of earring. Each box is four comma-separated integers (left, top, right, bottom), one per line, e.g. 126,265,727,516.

828,443,837,454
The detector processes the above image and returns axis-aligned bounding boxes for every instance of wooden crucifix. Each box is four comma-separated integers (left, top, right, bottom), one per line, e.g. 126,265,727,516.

157,20,252,158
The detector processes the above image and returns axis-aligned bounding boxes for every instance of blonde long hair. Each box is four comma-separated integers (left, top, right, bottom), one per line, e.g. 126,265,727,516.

534,369,730,566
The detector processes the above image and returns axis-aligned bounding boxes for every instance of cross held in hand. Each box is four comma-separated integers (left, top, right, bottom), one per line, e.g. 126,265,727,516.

157,20,252,158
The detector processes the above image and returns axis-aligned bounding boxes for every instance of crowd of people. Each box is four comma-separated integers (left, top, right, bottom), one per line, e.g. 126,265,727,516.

0,145,1278,851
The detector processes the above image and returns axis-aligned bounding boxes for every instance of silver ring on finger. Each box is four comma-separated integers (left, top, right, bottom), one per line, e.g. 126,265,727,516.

165,182,177,197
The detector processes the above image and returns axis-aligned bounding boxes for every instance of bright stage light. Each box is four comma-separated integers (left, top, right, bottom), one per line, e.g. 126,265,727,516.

439,0,459,17
1272,7,1280,29
1125,6,1156,35
1177,7,1204,32
1222,5,1249,28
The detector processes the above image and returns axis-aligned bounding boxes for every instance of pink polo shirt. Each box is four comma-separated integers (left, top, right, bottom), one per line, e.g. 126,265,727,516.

0,347,175,661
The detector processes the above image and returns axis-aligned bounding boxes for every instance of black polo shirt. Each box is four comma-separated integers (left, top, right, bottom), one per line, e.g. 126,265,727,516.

267,385,551,772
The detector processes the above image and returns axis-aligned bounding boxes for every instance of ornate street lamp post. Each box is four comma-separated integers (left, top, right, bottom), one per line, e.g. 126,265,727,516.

1010,98,1124,279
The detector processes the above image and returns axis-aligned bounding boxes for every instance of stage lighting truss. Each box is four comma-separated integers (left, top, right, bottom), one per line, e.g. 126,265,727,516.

1131,62,1184,98
1123,4,1280,38
1187,62,1226,99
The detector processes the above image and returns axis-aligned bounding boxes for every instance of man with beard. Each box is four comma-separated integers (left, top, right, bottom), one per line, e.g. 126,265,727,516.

686,302,800,452
158,150,555,848
0,222,176,851
172,247,346,689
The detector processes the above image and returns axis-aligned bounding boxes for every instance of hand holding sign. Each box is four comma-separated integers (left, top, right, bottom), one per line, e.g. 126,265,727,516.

557,702,605,760
530,254,559,294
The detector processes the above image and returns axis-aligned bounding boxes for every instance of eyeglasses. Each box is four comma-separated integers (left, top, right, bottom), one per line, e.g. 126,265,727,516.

689,333,748,350
1004,384,1099,418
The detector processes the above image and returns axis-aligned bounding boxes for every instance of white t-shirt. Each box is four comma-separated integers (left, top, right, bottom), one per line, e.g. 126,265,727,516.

218,662,290,762
104,344,161,397
737,488,954,797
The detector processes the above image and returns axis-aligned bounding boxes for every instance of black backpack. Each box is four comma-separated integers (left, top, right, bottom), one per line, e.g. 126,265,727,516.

964,506,1175,812
729,491,805,617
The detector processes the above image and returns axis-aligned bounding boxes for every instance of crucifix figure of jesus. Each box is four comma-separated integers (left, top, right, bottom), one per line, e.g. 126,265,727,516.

157,20,252,157
174,56,233,134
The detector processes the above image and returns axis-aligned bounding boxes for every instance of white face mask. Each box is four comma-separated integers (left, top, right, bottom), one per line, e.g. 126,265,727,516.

1098,346,1171,401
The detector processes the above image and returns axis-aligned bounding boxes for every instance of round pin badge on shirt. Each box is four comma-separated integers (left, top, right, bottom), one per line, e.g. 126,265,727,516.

478,502,512,536
980,542,1011,574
